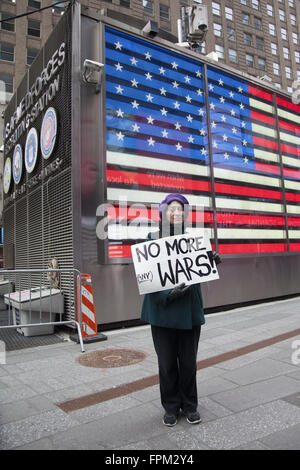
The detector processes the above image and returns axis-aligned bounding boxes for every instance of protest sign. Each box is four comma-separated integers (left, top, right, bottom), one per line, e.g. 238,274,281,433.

131,231,219,295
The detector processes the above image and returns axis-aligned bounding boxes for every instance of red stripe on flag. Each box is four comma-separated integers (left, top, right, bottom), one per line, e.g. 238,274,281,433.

107,169,211,193
285,192,300,202
277,97,300,114
218,243,287,254
278,120,300,135
253,136,278,150
288,217,300,226
255,162,281,175
249,86,273,102
290,243,300,251
251,110,275,126
109,245,133,258
216,213,285,226
215,182,283,201
280,143,300,157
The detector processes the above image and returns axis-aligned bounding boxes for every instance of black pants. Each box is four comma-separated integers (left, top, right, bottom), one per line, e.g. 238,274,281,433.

151,325,201,415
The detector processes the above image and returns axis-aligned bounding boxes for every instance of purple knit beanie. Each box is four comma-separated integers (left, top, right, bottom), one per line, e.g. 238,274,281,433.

159,193,190,220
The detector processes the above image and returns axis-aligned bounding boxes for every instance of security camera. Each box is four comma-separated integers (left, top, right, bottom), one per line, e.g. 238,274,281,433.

83,59,104,73
82,59,104,92
142,20,158,38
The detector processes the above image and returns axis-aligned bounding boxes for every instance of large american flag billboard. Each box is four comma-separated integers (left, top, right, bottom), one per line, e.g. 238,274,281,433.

104,27,300,261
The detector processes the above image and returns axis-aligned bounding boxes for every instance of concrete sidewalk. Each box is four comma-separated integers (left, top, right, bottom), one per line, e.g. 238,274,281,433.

1,296,300,450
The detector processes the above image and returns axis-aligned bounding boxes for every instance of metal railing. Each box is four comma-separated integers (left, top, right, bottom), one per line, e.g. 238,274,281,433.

0,269,85,353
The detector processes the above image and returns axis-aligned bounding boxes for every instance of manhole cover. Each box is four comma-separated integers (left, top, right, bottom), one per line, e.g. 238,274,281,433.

77,348,147,368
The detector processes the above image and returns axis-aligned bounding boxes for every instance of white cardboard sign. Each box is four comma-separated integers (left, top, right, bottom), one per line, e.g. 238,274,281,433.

131,231,219,295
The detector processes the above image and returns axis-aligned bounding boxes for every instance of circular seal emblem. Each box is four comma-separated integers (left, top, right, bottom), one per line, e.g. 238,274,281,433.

25,128,38,173
3,158,12,194
13,144,23,184
41,107,57,160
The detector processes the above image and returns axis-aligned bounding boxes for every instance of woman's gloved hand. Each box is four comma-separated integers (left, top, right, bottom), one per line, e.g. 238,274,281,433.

212,252,221,265
166,283,190,304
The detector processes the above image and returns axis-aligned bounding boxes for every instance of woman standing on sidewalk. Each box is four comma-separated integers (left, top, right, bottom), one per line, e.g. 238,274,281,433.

141,193,220,427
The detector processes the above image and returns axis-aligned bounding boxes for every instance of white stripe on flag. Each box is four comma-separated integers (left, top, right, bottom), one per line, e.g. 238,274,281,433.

253,149,279,164
216,197,284,213
249,98,273,114
108,225,214,240
280,131,300,146
277,108,300,125
286,205,300,215
252,123,277,138
217,228,286,239
282,155,300,169
289,230,300,239
214,167,281,188
107,151,210,178
284,180,300,191
107,188,211,207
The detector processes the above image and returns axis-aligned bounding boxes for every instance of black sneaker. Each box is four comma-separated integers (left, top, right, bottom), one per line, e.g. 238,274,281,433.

185,411,201,424
163,413,178,427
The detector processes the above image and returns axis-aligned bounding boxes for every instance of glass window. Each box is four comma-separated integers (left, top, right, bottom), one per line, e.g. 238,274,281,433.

229,48,237,63
0,13,15,32
269,23,275,36
212,2,220,15
273,62,279,75
295,51,300,64
293,32,298,45
227,27,235,41
215,44,224,59
213,23,222,37
281,28,287,41
290,14,296,25
244,32,252,46
120,0,130,7
266,4,273,15
283,47,289,59
0,43,14,62
0,74,13,103
246,53,254,67
288,0,294,6
27,48,38,65
225,7,233,20
271,42,277,55
240,0,247,4
252,0,259,9
242,13,250,25
258,57,265,70
143,0,153,15
254,17,262,30
28,19,40,37
28,0,41,8
279,9,285,21
159,4,169,19
256,37,264,50
275,83,281,89
285,66,291,79
297,70,300,81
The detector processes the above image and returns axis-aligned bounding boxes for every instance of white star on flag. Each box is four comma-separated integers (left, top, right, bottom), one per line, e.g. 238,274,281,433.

232,127,237,134
162,129,168,138
115,41,122,50
115,85,123,94
116,131,124,141
147,116,154,124
159,67,166,75
132,124,140,132
131,100,139,109
223,134,228,141
172,62,178,69
201,148,207,155
148,137,155,146
146,93,154,102
197,89,203,96
131,78,138,87
160,88,166,95
145,72,152,80
184,76,191,83
173,101,180,109
116,109,124,118
221,115,226,122
186,114,193,122
234,145,239,152
115,63,123,71
224,152,229,159
244,157,249,164
172,81,179,89
145,52,152,60
188,135,194,143
219,79,224,86
176,143,182,151
196,70,202,77
186,95,192,103
160,108,168,116
175,122,181,130
130,57,138,65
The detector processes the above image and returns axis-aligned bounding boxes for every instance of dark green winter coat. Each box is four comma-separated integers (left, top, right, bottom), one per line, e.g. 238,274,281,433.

141,232,205,330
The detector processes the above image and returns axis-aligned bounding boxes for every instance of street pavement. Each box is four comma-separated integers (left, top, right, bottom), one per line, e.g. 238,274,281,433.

1,296,300,450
